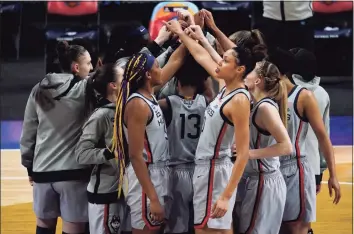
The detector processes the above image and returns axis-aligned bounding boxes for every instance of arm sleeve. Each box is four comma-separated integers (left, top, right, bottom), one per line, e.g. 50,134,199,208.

146,40,164,58
76,112,114,165
20,88,39,176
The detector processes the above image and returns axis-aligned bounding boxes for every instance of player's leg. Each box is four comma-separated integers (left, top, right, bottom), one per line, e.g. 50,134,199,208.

54,181,88,234
33,182,60,234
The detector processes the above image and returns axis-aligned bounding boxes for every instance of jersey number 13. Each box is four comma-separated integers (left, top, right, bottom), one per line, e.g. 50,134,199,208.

179,113,201,139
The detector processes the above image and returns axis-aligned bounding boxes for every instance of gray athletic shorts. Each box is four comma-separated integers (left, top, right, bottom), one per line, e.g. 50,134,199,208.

88,200,131,234
239,170,286,234
233,175,247,234
124,163,171,230
193,157,236,230
33,181,88,222
280,157,316,223
166,163,194,233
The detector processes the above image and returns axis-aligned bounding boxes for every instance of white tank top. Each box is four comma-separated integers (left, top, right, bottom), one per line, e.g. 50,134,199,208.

245,98,280,174
124,93,169,164
195,87,250,161
280,85,309,164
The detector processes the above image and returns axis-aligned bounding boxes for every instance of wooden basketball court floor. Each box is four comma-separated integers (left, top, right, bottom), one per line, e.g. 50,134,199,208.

1,146,353,234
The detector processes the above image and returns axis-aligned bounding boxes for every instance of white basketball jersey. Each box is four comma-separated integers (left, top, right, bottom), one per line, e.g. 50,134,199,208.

195,87,250,161
280,85,309,163
245,98,280,174
124,93,169,164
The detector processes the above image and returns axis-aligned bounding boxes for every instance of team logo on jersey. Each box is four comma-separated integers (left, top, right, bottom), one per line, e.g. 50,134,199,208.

110,215,121,233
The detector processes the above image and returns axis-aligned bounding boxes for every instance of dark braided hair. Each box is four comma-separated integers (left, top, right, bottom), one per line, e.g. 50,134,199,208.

111,53,150,198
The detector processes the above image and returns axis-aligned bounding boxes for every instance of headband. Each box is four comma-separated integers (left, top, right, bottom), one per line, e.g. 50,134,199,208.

144,53,155,71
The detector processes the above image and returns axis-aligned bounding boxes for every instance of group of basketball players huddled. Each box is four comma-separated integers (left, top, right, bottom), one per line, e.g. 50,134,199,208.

20,9,341,234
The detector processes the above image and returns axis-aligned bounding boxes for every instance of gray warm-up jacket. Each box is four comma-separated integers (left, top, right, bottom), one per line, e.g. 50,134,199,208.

20,73,91,183
75,101,120,204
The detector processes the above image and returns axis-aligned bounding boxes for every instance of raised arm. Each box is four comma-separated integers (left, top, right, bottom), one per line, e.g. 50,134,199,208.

249,103,292,159
185,25,222,64
211,94,250,218
159,43,187,86
302,90,341,204
164,20,219,79
184,25,225,91
125,98,165,221
201,9,236,51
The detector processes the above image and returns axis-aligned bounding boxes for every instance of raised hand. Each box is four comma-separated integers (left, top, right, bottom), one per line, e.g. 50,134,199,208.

155,25,173,46
163,20,184,35
184,25,205,41
176,9,195,26
200,9,217,31
194,11,205,29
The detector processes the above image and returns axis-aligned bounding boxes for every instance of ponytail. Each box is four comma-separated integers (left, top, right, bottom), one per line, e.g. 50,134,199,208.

275,79,288,128
256,60,287,128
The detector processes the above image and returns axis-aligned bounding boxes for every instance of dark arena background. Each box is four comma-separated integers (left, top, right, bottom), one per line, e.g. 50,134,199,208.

0,1,353,233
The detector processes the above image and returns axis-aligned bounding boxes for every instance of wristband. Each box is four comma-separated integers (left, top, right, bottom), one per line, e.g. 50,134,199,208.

315,173,323,185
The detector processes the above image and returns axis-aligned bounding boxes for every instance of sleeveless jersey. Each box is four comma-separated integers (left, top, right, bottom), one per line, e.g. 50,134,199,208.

195,87,250,161
245,98,280,174
280,85,309,163
124,93,169,164
166,94,207,165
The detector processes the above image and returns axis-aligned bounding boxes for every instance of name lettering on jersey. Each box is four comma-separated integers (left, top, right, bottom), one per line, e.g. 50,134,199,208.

287,102,292,121
151,104,168,140
183,99,194,108
287,107,291,121
206,105,215,117
152,105,165,126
